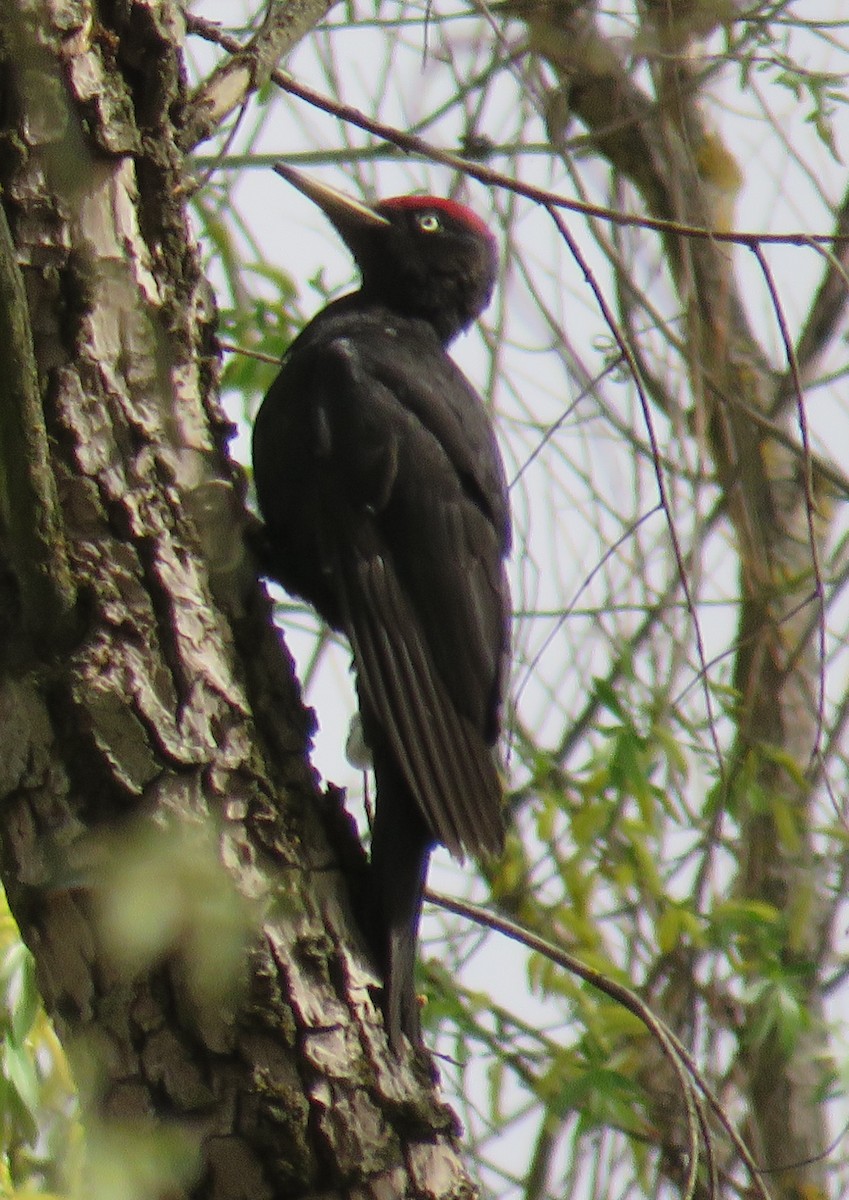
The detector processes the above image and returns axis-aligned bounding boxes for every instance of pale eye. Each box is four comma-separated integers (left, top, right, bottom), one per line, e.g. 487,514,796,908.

416,212,441,233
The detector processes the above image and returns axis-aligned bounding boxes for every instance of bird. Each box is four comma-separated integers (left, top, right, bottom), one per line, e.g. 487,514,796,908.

252,164,511,1049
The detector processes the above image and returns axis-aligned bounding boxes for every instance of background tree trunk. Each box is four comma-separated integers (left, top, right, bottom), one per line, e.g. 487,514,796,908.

511,7,834,1193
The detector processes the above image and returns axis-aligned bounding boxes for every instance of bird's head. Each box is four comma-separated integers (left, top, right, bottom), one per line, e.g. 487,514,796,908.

275,164,498,344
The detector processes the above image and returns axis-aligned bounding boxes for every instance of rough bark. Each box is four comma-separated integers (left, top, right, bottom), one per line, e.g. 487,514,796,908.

0,4,475,1197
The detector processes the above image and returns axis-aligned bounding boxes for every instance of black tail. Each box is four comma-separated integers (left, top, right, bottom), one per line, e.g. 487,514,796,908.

368,746,434,1050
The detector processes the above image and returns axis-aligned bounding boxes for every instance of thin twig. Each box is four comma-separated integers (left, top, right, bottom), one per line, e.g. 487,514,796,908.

545,205,726,791
750,243,827,771
427,889,772,1200
185,13,849,249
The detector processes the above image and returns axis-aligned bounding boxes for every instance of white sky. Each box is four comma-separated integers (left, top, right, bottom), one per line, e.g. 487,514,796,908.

189,4,849,1193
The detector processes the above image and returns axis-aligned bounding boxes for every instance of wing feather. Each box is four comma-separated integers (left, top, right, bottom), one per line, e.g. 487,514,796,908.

338,552,504,858
261,320,509,862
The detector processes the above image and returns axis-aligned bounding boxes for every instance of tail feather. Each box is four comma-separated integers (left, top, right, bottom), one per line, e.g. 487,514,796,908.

368,746,433,1049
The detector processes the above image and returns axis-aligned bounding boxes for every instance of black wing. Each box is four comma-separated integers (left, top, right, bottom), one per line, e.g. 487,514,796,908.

253,309,510,859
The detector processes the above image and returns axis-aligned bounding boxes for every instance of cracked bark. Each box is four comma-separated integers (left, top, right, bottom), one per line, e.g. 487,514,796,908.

0,4,476,1198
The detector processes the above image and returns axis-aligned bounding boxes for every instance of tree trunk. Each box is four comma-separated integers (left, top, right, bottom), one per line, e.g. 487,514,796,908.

0,4,473,1196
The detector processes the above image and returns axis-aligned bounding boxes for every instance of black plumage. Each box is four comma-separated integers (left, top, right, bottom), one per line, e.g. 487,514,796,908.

252,166,511,1047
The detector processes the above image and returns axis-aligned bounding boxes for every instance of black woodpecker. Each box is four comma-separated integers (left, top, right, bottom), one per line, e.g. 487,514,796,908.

252,165,511,1048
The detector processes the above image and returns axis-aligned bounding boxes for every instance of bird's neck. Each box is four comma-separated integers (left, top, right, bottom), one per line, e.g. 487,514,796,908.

327,289,465,347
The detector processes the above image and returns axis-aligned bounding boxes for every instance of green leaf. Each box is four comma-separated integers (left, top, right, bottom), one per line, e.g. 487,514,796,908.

592,677,624,720
3,1038,39,1126
10,949,38,1044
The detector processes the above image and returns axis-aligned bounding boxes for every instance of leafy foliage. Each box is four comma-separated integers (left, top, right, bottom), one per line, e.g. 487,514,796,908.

0,894,79,1198
185,2,849,1194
